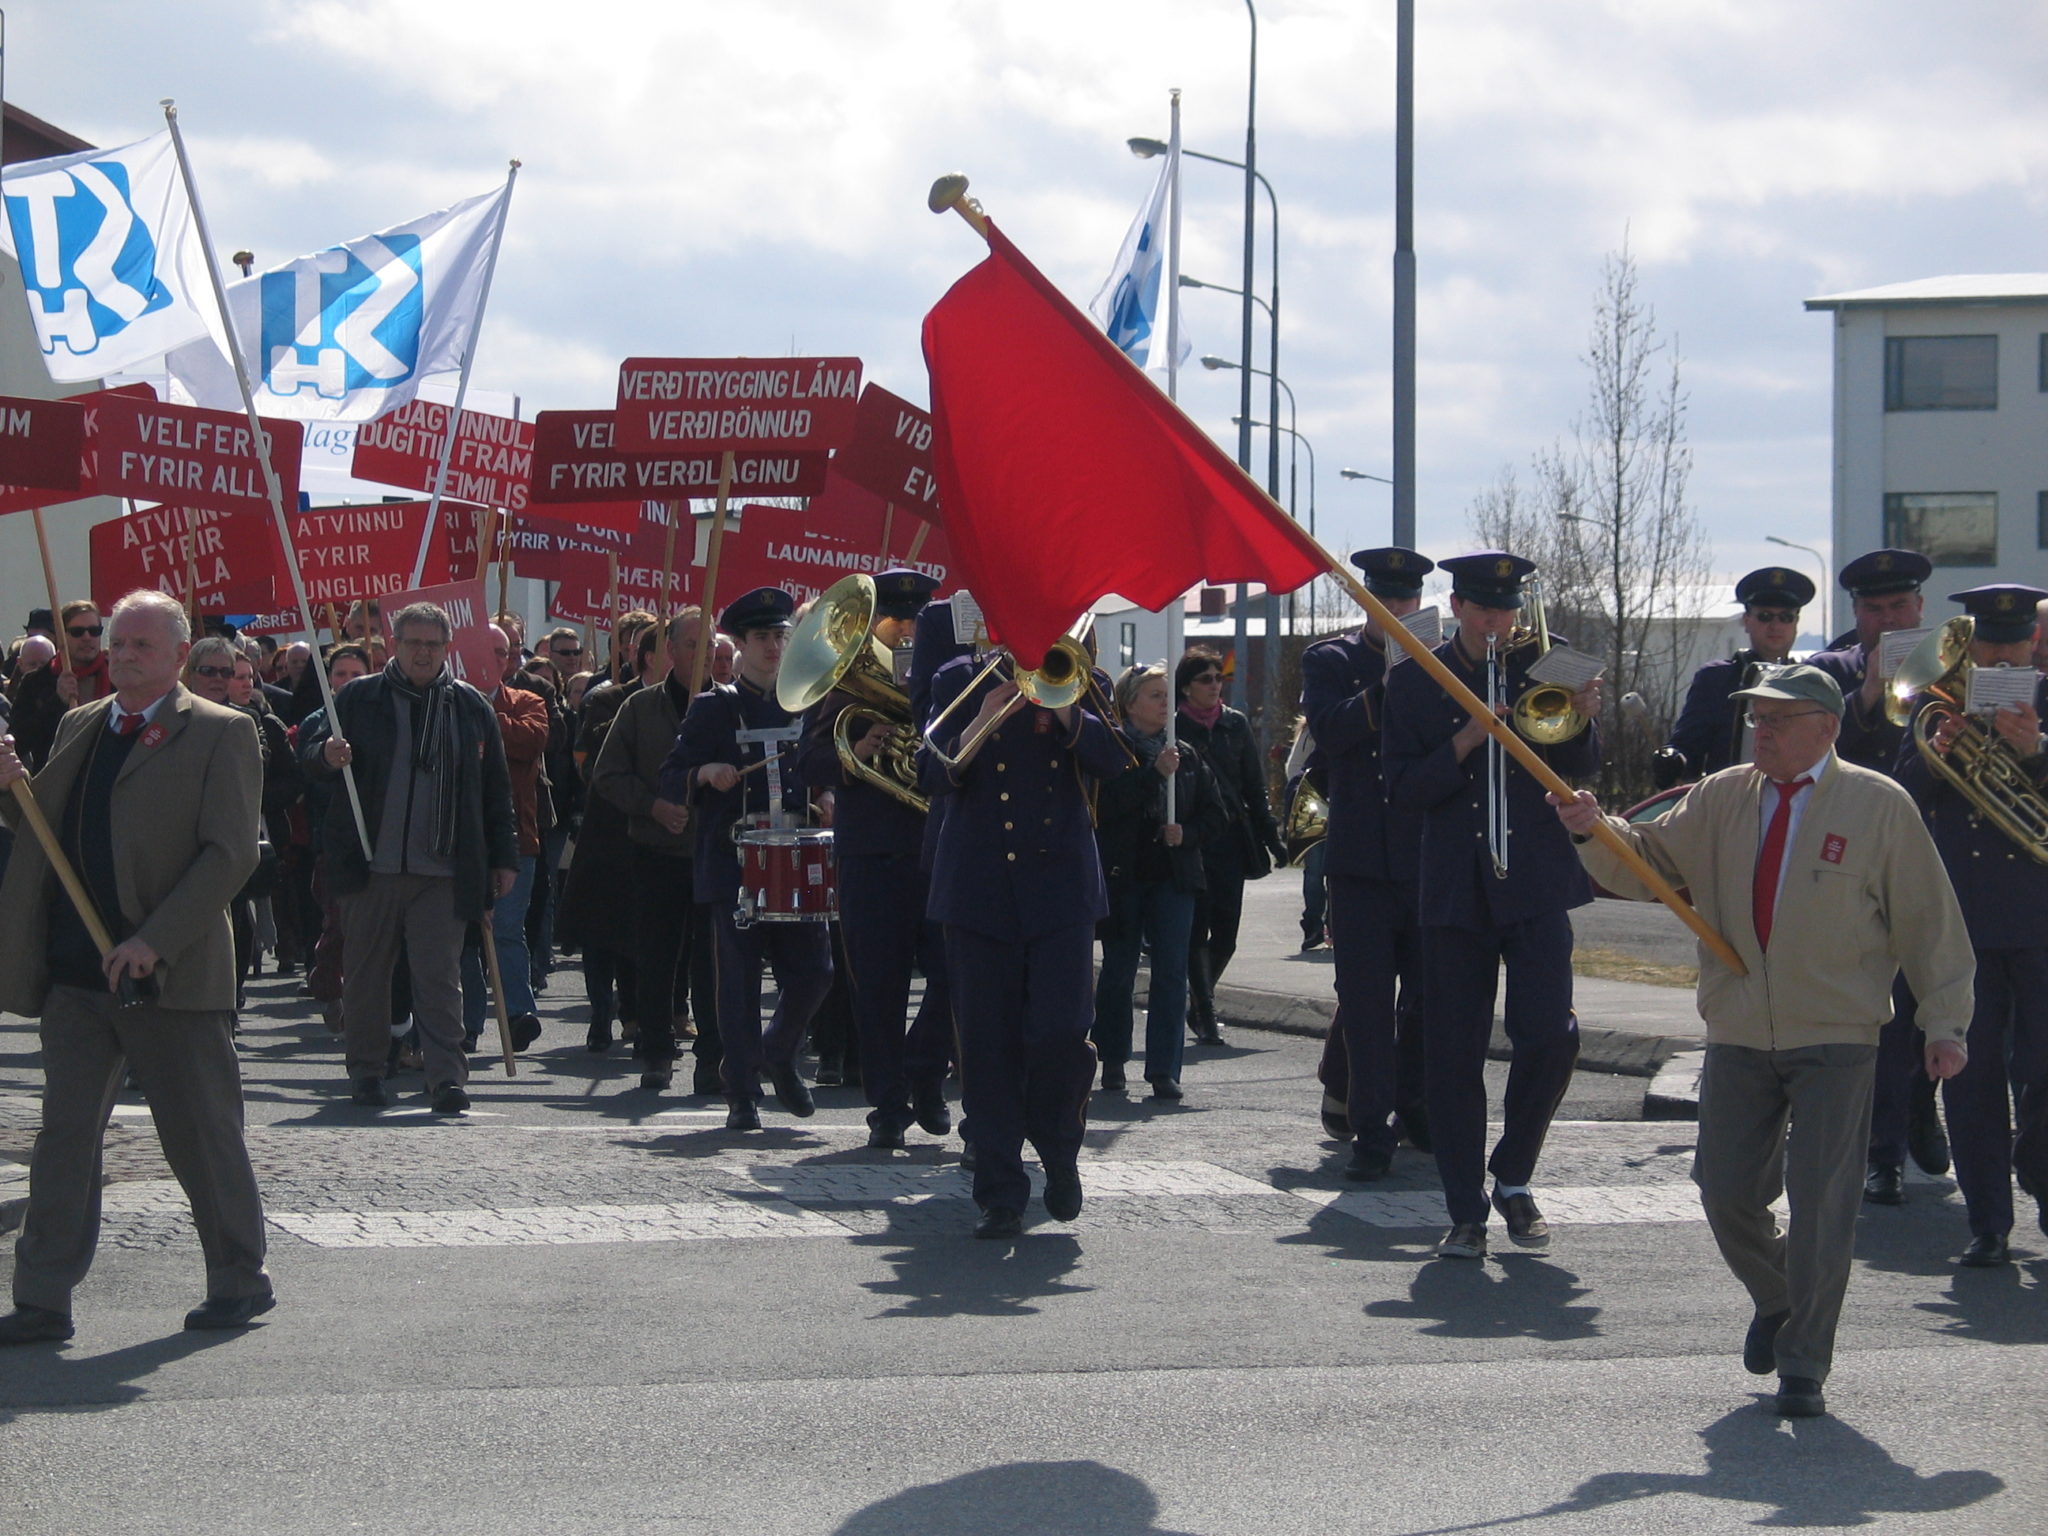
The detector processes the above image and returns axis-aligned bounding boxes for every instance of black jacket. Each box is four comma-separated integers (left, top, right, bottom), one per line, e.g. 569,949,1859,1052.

304,671,516,920
1173,706,1284,876
1095,739,1230,920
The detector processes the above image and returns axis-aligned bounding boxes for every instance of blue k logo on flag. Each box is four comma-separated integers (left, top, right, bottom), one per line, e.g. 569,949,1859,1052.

257,234,425,402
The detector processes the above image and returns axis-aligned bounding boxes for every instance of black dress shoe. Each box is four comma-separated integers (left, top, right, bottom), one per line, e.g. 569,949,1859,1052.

1774,1375,1826,1417
1958,1232,2011,1267
1908,1080,1951,1176
692,1066,723,1097
1345,1144,1392,1182
1490,1188,1551,1246
912,1083,953,1136
1435,1222,1487,1260
586,1025,613,1054
974,1206,1024,1239
867,1118,908,1151
1319,1092,1352,1141
725,1097,762,1132
184,1292,276,1331
430,1082,470,1116
769,1064,815,1117
814,1059,844,1087
1744,1308,1789,1375
1043,1163,1083,1222
510,1014,543,1052
351,1076,389,1109
1189,1023,1225,1047
639,1061,674,1092
959,1140,976,1170
1863,1162,1905,1205
1101,1063,1127,1093
0,1304,73,1345
1147,1077,1183,1101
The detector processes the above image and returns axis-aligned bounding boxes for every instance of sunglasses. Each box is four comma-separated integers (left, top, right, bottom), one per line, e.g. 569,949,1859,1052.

191,665,236,679
68,624,103,638
1749,610,1799,626
1189,670,1223,683
552,645,584,656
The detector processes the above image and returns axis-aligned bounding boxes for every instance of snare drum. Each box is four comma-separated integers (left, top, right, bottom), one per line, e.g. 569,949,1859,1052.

734,826,838,925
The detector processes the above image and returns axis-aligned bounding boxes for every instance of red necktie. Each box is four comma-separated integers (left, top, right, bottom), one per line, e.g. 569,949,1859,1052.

114,712,143,737
1752,776,1812,951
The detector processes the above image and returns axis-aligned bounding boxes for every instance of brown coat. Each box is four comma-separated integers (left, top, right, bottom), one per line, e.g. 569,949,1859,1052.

0,686,261,1014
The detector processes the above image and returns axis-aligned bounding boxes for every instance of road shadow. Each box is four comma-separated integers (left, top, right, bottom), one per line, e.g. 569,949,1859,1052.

1362,1253,1604,1341
832,1460,1195,1535
849,1220,1092,1319
1395,1405,2003,1533
1911,1255,2048,1346
0,1328,246,1426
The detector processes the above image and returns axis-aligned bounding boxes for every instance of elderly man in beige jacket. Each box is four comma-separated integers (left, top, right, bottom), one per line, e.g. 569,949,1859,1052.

1553,665,1972,1420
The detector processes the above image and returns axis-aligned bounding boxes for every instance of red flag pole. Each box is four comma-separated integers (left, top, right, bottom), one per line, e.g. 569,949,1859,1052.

687,454,735,697
926,173,1745,979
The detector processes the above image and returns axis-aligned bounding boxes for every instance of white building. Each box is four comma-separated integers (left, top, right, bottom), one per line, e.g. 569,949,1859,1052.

1806,275,2048,595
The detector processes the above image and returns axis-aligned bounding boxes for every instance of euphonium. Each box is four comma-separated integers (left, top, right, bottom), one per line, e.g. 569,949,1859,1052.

777,574,929,813
1892,615,2048,866
1282,776,1329,867
1508,578,1590,745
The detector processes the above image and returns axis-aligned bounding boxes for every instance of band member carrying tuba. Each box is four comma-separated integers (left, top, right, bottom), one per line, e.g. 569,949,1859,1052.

1657,566,1815,789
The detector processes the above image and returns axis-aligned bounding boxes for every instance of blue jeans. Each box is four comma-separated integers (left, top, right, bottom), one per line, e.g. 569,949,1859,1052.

1093,881,1197,1083
463,855,538,1033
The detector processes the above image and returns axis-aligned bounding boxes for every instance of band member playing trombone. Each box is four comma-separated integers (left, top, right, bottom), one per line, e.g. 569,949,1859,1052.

1383,552,1603,1260
795,569,956,1150
1893,584,2048,1266
919,636,1126,1238
661,588,832,1131
1300,547,1435,1181
1657,567,1815,788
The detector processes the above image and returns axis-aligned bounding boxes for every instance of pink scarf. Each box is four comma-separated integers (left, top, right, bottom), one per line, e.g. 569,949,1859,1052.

1178,700,1223,731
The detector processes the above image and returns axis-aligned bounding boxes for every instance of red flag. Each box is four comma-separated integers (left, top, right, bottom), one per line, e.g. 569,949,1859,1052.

921,220,1325,661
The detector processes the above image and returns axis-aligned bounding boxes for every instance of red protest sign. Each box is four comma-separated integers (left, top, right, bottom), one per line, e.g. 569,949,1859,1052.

351,400,533,512
713,502,955,611
0,384,157,515
89,503,285,615
614,356,863,454
383,579,499,688
548,547,693,627
0,396,85,497
92,396,303,517
832,383,939,523
501,511,632,582
529,410,828,504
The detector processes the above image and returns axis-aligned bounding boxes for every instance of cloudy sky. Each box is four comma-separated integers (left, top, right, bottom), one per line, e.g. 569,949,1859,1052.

13,0,2048,593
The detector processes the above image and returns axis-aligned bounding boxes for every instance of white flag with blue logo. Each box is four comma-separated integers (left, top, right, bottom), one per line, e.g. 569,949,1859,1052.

1089,134,1179,371
0,132,215,383
167,183,511,422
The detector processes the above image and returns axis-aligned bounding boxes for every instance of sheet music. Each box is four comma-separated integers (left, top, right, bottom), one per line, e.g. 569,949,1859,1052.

1965,665,2040,716
949,589,988,648
1876,627,1930,680
1385,606,1442,668
1524,643,1606,691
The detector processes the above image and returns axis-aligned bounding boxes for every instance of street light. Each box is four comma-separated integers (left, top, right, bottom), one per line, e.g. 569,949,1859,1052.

1180,274,1270,324
1340,468,1393,487
1233,415,1317,537
1765,534,1831,645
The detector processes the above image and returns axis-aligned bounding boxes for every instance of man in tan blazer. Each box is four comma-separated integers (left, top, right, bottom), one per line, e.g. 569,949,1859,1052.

0,590,268,1345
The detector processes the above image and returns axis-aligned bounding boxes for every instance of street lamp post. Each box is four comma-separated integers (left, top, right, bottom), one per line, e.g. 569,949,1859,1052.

1765,535,1831,647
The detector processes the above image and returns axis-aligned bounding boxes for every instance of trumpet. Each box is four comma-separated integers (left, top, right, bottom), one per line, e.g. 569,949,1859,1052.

778,574,929,813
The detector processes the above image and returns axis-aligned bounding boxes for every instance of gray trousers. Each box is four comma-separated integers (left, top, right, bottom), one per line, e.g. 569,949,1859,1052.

339,872,468,1089
1694,1041,1877,1383
13,984,269,1314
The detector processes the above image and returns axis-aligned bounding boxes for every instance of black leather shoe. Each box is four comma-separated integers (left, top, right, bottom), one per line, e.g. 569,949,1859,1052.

725,1096,762,1132
639,1061,674,1092
974,1205,1024,1239
351,1076,389,1109
1490,1188,1551,1247
183,1292,276,1331
1345,1144,1392,1182
1043,1163,1083,1222
1958,1232,2011,1267
769,1064,815,1118
692,1066,723,1097
1101,1063,1127,1093
510,1014,543,1052
1435,1222,1487,1260
1774,1375,1826,1417
585,1023,613,1054
1908,1080,1950,1176
959,1140,976,1170
430,1082,469,1116
1863,1162,1905,1205
1189,1023,1225,1047
814,1059,844,1087
1320,1092,1352,1141
867,1119,907,1151
912,1083,952,1136
1744,1308,1789,1375
0,1304,73,1345
1147,1077,1183,1101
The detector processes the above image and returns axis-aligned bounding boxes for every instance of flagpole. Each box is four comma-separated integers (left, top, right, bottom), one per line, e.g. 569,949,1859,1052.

410,159,522,588
1162,88,1187,758
606,553,621,683
687,455,736,697
926,171,1746,979
161,99,372,860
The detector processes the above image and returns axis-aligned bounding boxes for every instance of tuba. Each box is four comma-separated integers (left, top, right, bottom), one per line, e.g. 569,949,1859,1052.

778,574,929,814
1507,578,1591,745
1891,615,2048,865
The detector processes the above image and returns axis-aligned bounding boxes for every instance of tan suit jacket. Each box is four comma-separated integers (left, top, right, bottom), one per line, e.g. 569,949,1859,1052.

0,685,261,1014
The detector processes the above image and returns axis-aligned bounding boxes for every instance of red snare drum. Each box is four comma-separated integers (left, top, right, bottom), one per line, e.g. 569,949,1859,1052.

734,827,838,924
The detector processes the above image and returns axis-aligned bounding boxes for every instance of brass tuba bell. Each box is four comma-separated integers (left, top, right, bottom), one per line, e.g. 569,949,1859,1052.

1508,578,1591,745
777,574,929,813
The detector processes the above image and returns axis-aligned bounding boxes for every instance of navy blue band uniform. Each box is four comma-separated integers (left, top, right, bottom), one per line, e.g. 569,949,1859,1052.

1382,552,1601,1233
1661,566,1817,786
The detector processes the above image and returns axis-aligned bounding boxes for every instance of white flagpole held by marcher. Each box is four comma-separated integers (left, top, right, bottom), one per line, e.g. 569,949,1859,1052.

1164,86,1186,816
161,99,374,858
410,159,521,588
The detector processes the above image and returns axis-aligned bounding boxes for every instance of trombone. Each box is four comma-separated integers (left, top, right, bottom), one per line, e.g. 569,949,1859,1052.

924,631,1094,774
1486,632,1511,878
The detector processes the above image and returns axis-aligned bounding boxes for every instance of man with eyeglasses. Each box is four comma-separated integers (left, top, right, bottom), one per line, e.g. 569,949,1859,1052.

306,603,518,1114
10,602,110,773
1555,665,1972,1419
1657,568,1816,788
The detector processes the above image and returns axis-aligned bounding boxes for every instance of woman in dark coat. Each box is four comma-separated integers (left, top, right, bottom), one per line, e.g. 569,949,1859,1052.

1172,648,1287,1045
1092,664,1227,1099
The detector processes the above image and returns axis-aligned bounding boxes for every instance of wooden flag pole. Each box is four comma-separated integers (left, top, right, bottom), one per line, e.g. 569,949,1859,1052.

29,506,62,639
904,521,932,563
11,779,117,958
475,504,499,584
925,170,1747,979
325,601,343,641
658,499,680,678
606,553,621,683
686,453,736,697
182,506,202,623
879,502,895,562
479,922,518,1076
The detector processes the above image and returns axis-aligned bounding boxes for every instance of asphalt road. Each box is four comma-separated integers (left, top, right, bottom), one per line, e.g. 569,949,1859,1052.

0,948,2041,1533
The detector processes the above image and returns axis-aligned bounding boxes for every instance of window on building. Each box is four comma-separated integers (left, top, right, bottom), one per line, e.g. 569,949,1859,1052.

1119,622,1136,669
2038,491,2048,550
1883,492,1997,566
1884,335,1998,410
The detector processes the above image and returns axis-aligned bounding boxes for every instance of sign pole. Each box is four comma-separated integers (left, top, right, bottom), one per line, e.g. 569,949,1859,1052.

657,499,681,678
29,507,63,638
182,506,202,623
606,553,620,683
161,99,371,860
905,522,931,563
879,502,894,562
687,453,735,697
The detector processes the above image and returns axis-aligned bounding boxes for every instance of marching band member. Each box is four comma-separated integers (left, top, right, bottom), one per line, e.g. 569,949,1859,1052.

1300,547,1435,1180
660,588,832,1131
1657,567,1815,788
1382,552,1603,1260
796,569,956,1150
919,641,1126,1238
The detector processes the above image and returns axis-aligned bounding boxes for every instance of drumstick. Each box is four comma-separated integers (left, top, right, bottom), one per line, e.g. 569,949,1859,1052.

731,749,784,781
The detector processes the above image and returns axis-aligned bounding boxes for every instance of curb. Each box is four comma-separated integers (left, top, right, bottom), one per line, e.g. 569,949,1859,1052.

1644,1049,1705,1120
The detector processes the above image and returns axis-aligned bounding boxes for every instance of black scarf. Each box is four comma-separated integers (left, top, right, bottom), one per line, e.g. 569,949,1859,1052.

383,656,461,858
